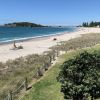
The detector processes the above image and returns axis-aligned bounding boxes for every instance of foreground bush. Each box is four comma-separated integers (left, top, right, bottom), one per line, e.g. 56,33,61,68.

58,51,100,100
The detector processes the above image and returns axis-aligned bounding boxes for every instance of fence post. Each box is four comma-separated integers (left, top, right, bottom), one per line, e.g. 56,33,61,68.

52,53,55,61
56,50,59,57
49,56,52,64
37,67,43,76
44,62,49,71
8,91,12,100
25,77,28,91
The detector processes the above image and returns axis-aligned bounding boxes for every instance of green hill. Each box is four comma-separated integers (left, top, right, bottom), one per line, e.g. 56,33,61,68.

4,22,45,27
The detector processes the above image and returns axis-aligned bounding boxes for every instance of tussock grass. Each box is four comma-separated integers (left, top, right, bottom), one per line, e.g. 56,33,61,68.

53,33,100,51
0,51,54,99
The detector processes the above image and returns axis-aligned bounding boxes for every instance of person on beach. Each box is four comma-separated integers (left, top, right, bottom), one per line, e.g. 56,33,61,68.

53,38,57,41
13,41,17,48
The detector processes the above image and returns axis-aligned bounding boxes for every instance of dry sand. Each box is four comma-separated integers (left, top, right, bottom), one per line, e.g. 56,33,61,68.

0,27,100,62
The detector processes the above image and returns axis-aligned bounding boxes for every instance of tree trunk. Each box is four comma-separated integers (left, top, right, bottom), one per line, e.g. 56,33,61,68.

73,94,83,100
91,94,95,100
91,96,94,100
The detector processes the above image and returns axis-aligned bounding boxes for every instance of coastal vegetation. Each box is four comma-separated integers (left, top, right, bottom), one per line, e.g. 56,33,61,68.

0,50,57,99
58,51,100,100
53,33,100,51
0,33,100,100
22,45,100,100
82,21,100,27
21,33,100,100
4,22,45,27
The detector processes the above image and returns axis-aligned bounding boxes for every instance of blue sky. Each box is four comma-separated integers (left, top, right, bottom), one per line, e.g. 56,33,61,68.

0,0,100,25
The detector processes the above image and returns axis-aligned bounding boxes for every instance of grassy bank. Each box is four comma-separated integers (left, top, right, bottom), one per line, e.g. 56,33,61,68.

21,45,100,100
21,50,76,100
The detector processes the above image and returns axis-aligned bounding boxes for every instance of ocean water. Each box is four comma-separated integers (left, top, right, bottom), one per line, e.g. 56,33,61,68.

0,26,76,43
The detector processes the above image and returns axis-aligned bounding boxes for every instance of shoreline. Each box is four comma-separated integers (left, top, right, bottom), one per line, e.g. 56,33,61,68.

0,28,76,45
0,31,69,45
0,27,100,62
0,26,76,45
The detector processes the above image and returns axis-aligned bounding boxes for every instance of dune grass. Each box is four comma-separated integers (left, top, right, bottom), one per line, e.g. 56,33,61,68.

53,33,100,51
0,53,54,99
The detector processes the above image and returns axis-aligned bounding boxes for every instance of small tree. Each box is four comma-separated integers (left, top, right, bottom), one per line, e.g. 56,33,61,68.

58,51,100,100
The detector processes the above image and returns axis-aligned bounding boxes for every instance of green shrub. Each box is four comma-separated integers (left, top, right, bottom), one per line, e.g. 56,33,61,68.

58,51,100,100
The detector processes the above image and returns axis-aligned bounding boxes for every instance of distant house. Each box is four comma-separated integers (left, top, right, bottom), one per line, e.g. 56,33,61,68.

5,23,16,27
96,25,100,28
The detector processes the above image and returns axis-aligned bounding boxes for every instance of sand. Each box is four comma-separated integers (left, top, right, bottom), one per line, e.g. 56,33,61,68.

0,27,100,62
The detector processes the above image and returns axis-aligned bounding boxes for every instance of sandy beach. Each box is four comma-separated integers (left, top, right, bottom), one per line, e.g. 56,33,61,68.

0,27,100,62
